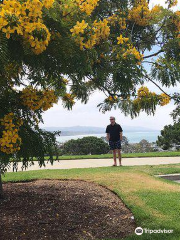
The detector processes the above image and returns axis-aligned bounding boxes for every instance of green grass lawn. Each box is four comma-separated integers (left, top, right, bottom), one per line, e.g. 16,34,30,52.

2,163,180,240
43,151,180,160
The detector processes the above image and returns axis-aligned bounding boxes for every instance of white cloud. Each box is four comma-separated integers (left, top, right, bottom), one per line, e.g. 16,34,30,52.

40,88,177,130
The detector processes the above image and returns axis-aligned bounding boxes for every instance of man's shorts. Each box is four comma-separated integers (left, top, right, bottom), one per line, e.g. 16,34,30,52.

109,140,121,150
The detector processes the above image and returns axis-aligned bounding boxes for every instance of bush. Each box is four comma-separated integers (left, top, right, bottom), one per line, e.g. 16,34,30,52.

61,136,109,155
157,122,180,150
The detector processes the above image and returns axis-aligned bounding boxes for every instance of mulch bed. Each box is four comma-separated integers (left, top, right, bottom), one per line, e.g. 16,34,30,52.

0,180,136,240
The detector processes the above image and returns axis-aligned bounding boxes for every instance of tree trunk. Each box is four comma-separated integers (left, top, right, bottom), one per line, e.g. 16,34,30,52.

0,169,3,199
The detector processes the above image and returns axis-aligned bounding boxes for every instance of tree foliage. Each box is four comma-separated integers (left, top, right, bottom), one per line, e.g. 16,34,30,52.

0,0,180,174
156,121,180,150
61,136,109,155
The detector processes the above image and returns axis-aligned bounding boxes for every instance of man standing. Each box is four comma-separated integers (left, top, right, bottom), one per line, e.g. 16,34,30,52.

106,116,123,166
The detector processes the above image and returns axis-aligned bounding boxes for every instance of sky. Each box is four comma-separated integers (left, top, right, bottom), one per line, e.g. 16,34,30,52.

40,0,180,131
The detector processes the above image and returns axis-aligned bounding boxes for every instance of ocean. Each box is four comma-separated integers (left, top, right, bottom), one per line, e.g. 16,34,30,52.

56,131,161,143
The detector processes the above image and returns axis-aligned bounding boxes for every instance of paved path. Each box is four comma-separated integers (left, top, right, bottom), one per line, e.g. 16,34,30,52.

155,173,180,183
7,156,180,172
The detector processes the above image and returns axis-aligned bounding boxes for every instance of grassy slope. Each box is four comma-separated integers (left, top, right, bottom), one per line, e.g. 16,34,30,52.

2,164,180,240
44,151,180,160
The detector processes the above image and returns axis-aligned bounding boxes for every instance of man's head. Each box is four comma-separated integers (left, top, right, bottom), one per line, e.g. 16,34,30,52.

110,116,115,125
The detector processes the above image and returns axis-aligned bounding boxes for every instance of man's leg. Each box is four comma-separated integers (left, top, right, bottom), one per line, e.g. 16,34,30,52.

117,149,122,166
113,149,117,166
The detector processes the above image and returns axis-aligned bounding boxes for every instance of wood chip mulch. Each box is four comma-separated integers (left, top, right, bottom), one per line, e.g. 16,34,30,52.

0,180,136,240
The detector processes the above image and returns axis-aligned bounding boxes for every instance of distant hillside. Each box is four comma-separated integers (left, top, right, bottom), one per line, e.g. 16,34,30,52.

43,125,160,136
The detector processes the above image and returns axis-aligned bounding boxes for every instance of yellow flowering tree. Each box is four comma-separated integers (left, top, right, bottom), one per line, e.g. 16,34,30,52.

0,0,180,197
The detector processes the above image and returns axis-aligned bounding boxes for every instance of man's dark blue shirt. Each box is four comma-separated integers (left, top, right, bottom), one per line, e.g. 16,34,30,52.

106,123,123,142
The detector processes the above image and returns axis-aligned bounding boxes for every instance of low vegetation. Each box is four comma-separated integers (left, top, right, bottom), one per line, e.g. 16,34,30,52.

60,136,109,155
2,163,180,240
157,121,180,150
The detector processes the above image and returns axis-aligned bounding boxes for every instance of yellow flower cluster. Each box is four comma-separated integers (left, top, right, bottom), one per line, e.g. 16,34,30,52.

119,18,126,30
23,22,51,54
0,113,23,154
122,45,144,63
43,0,55,8
137,86,149,97
117,35,129,44
106,96,118,103
62,93,75,105
107,14,126,29
41,89,58,111
134,87,171,107
70,19,110,49
0,0,54,54
91,19,110,43
159,93,171,106
128,0,151,26
116,33,143,64
76,0,99,16
0,0,22,38
107,14,118,26
20,87,58,111
62,0,99,17
128,0,162,26
70,20,88,36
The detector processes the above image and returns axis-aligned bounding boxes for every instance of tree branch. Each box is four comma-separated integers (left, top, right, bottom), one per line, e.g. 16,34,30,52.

144,74,172,98
143,49,164,59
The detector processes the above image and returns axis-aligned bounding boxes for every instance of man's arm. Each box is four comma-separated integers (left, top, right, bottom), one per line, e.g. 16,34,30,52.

119,125,123,141
106,133,110,141
106,126,110,141
120,132,123,141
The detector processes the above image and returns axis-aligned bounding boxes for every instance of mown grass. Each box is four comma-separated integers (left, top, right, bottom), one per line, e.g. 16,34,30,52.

42,151,180,161
2,164,180,240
